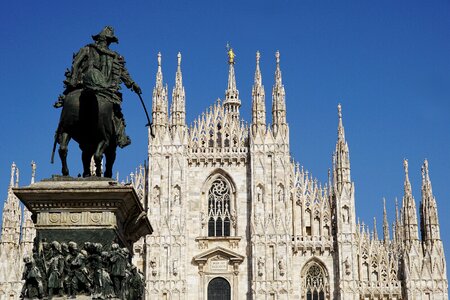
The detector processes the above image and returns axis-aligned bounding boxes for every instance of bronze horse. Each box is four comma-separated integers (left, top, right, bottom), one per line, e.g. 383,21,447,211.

53,88,117,178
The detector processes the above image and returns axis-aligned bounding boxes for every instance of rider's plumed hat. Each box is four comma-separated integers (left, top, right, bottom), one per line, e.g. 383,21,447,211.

92,26,119,43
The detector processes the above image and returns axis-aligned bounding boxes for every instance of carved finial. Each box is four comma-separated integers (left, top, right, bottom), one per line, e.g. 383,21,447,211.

403,159,409,176
31,161,36,184
15,167,19,187
253,51,263,88
157,52,162,67
172,52,186,129
383,197,390,242
373,217,378,240
403,158,412,194
336,103,346,145
273,50,283,89
421,159,434,198
10,162,16,187
422,158,430,181
173,51,184,94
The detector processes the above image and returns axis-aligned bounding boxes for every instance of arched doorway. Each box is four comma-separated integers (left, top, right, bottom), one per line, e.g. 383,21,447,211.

208,277,231,300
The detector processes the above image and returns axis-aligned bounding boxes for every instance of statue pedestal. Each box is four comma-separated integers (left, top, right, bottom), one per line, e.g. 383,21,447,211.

13,176,152,251
13,176,151,299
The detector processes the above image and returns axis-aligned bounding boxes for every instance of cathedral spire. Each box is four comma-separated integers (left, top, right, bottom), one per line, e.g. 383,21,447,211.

9,162,15,187
170,52,186,132
395,197,400,226
31,160,36,184
1,163,21,245
272,51,287,137
21,161,37,256
254,51,262,86
420,159,440,243
394,197,402,243
337,103,345,142
401,159,419,242
251,51,266,136
383,198,390,243
333,104,351,195
373,217,378,240
223,45,241,121
152,52,169,133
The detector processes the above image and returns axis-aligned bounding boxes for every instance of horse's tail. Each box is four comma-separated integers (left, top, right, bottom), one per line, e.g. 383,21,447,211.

50,127,59,164
50,131,58,164
51,111,64,164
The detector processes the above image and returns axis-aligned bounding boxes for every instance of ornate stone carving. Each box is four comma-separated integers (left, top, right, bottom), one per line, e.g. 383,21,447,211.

278,257,285,276
18,239,143,300
150,257,158,277
172,259,179,276
343,257,351,276
257,257,265,277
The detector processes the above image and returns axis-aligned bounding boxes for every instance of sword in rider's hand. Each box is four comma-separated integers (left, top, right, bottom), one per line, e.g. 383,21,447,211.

136,92,155,138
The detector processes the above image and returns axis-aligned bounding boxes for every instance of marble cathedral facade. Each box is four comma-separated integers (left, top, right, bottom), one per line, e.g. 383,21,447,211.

0,50,448,299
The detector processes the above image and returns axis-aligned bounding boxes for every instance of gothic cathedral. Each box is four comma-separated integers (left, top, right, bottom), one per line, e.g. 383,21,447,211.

0,50,448,299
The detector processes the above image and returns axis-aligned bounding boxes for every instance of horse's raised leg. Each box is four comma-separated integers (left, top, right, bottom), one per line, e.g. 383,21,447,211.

104,146,116,179
58,133,71,176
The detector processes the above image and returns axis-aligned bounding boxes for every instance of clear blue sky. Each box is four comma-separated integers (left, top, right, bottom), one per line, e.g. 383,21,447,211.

1,0,449,276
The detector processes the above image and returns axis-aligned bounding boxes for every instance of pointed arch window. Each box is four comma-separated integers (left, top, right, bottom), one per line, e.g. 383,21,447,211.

304,263,328,300
208,179,231,237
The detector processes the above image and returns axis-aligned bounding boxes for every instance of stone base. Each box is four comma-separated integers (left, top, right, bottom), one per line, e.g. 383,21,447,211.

13,176,152,250
13,176,150,300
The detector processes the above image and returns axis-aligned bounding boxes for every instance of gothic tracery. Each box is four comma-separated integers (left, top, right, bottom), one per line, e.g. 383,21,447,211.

208,178,232,237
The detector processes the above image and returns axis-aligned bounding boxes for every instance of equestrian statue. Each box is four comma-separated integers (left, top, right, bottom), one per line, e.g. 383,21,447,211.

51,26,151,178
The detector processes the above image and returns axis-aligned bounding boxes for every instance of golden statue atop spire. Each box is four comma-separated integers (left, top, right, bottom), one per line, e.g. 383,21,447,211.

226,42,235,64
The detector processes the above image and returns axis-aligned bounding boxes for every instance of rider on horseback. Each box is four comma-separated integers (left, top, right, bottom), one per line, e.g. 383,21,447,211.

55,26,141,148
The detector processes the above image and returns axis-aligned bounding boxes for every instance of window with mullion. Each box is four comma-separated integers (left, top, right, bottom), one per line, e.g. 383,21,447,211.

305,264,327,300
207,179,231,237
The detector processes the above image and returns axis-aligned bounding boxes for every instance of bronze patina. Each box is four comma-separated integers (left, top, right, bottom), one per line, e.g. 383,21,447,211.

53,26,142,178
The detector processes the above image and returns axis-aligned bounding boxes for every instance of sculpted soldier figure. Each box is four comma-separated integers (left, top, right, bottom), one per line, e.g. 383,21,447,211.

109,244,128,296
127,265,144,300
21,256,44,299
47,241,65,298
55,26,141,148
68,242,92,297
